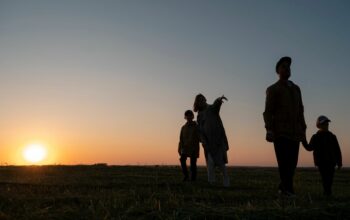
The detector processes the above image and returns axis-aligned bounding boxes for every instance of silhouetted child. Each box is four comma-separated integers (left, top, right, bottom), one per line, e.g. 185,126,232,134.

178,110,200,181
303,115,342,196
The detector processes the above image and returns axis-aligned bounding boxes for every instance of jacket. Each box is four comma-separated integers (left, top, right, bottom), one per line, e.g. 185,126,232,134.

178,121,200,158
308,130,342,167
263,80,307,141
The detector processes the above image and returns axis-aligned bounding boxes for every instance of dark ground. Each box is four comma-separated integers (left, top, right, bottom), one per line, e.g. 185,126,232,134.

0,165,349,219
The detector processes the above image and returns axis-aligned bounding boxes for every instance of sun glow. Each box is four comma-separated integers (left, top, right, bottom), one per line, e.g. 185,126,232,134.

22,144,47,164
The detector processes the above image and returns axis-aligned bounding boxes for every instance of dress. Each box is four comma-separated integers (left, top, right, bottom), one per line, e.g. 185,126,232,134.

197,98,229,166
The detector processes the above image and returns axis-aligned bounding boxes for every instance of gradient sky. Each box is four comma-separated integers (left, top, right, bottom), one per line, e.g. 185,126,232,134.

1,0,349,166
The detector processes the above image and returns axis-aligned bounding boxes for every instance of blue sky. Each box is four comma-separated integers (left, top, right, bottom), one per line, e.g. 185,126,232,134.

0,0,349,166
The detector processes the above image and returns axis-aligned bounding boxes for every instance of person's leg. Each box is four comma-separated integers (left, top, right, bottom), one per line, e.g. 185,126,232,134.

221,164,230,187
207,153,216,183
274,137,288,193
320,166,335,196
203,147,209,180
190,157,197,181
180,155,189,181
203,148,208,161
319,166,328,195
274,137,299,194
328,166,335,196
285,139,300,194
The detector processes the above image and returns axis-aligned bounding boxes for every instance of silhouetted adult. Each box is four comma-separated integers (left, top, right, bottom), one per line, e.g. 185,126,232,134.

194,94,230,187
263,57,307,197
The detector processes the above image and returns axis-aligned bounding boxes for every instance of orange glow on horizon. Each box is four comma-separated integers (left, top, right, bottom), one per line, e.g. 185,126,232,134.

22,143,47,164
8,139,58,165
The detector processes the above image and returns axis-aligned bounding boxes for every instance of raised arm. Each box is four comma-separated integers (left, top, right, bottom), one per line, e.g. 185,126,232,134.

213,95,227,113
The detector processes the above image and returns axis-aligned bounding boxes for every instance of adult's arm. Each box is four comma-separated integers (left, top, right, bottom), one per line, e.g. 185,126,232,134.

178,128,184,155
263,87,275,132
212,96,224,114
304,134,316,151
334,135,343,167
297,86,307,136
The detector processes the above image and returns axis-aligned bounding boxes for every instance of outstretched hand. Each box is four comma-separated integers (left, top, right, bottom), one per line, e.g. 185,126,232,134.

220,95,228,102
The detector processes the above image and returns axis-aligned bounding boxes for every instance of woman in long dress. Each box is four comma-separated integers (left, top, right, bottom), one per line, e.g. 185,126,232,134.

194,94,230,187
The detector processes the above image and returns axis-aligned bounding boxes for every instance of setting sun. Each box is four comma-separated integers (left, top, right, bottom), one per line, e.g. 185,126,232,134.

22,144,47,164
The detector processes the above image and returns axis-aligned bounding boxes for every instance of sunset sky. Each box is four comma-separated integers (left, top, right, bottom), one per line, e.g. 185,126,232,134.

1,0,349,166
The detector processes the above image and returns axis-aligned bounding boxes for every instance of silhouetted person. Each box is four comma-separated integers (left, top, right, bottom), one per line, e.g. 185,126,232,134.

194,94,230,187
303,116,342,196
178,110,200,181
263,56,307,197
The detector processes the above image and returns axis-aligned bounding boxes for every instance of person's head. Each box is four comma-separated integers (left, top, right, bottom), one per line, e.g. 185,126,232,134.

316,115,331,131
276,56,292,80
193,94,207,112
184,110,194,122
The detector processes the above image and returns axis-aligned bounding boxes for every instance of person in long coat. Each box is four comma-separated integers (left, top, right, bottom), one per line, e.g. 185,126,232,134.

194,94,230,187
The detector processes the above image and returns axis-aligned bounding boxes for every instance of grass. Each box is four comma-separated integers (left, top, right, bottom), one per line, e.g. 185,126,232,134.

0,165,349,219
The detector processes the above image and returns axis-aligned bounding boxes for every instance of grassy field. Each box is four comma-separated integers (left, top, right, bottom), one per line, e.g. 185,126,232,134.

0,165,349,219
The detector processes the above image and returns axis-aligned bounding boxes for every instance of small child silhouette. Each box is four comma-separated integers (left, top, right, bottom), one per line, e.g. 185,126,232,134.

303,115,342,196
178,110,200,181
